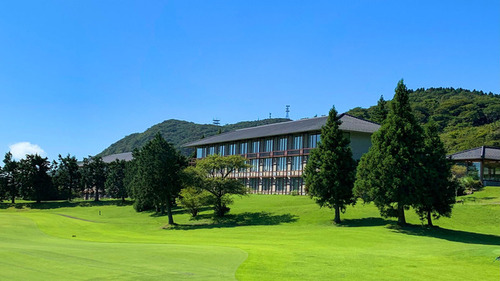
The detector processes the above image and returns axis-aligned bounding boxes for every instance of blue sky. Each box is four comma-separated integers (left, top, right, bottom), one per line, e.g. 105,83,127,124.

0,0,498,160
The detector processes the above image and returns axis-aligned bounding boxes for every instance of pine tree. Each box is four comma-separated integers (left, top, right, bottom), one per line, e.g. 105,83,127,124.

372,95,388,124
192,154,249,217
354,80,426,225
304,106,357,224
2,152,19,203
18,154,53,203
81,156,107,202
132,134,184,225
105,159,127,202
414,121,456,226
53,154,81,201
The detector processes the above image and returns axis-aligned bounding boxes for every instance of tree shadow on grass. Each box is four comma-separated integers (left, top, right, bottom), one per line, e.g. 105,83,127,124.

169,212,298,230
388,224,500,246
0,200,133,210
148,206,209,217
340,217,395,227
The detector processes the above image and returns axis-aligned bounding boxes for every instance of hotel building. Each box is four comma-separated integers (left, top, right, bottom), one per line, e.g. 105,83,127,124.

184,114,380,194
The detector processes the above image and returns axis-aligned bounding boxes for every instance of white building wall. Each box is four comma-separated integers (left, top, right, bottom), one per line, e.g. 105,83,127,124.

349,131,373,160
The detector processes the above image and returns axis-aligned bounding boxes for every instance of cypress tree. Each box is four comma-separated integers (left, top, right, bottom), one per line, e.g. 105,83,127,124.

372,95,388,124
132,134,184,225
304,106,357,224
414,121,456,226
354,80,425,225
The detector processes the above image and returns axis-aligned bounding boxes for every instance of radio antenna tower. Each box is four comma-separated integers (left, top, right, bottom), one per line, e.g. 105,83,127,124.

213,118,220,126
285,105,290,119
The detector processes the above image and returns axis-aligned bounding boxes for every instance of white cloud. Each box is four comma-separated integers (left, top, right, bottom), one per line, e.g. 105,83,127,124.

9,142,46,160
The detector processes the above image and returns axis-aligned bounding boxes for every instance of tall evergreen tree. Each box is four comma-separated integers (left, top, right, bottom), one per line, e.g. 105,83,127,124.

372,95,388,124
53,154,81,201
304,106,357,224
81,156,107,201
414,121,456,226
105,159,127,202
18,154,54,203
2,152,19,203
132,134,184,225
354,80,425,225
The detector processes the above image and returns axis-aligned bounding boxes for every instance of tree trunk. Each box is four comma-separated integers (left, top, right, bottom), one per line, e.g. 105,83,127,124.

11,195,15,204
397,203,406,225
68,187,72,201
94,189,99,202
121,196,125,203
166,202,174,225
334,204,341,224
427,211,433,227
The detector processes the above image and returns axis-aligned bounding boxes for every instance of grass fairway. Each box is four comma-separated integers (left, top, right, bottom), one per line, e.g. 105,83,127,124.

1,187,500,280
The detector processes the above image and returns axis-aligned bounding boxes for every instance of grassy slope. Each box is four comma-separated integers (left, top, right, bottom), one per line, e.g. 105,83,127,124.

1,188,500,280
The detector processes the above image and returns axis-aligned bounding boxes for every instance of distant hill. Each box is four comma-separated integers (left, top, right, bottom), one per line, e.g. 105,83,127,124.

99,118,290,157
347,87,500,153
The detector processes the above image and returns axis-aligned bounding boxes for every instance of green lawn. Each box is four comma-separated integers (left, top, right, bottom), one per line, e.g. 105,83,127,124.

1,187,499,280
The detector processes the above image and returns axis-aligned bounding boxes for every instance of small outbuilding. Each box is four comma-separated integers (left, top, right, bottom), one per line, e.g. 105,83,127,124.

448,146,500,186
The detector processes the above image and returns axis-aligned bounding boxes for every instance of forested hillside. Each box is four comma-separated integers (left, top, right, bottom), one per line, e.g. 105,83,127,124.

347,88,500,153
99,118,290,156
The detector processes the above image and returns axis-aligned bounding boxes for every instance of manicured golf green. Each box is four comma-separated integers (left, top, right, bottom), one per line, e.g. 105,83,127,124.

1,187,499,280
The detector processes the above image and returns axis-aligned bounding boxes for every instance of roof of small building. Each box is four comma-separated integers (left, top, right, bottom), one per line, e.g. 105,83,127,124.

184,114,380,147
448,146,500,161
101,152,134,163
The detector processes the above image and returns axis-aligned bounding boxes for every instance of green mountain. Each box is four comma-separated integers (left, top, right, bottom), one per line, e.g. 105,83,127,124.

99,118,290,157
347,87,500,153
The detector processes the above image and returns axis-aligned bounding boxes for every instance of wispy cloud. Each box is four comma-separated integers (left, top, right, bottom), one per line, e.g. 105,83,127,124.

9,142,46,160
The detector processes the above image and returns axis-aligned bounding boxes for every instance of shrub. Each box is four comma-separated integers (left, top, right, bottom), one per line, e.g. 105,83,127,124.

176,187,211,217
460,176,482,194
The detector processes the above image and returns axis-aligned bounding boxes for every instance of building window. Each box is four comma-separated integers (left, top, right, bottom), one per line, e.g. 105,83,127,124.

293,136,303,150
278,137,287,151
290,178,301,192
277,157,287,171
208,146,215,155
196,147,205,158
240,142,248,154
308,134,321,148
218,145,225,156
263,158,273,171
249,178,259,192
262,178,271,192
275,178,285,193
228,143,237,155
291,156,302,171
251,141,260,153
250,159,259,172
264,139,273,152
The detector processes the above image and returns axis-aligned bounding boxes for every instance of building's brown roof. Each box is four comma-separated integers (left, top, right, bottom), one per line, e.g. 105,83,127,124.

184,114,380,147
449,146,500,161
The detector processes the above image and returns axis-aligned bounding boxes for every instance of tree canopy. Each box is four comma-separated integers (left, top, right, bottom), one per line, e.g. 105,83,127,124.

415,121,456,226
81,156,107,202
347,87,500,153
354,80,426,225
189,154,249,217
304,106,357,224
18,154,54,203
105,159,128,202
130,134,185,225
52,154,81,201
